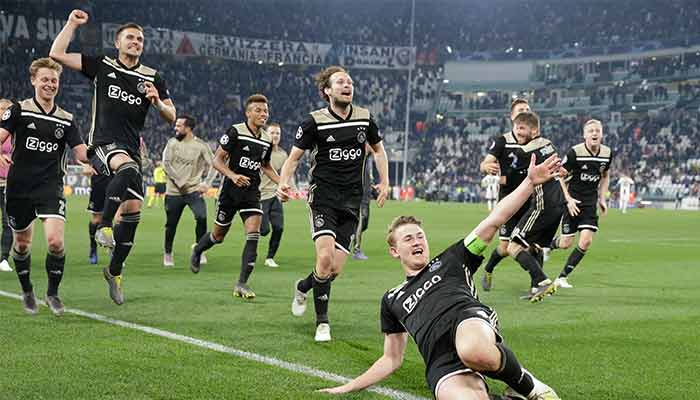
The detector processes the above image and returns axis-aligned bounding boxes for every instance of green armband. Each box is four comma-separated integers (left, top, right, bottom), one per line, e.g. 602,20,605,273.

464,232,488,256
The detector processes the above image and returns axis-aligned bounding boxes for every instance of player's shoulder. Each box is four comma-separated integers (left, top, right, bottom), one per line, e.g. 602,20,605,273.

599,144,612,158
383,280,410,302
572,142,587,156
500,131,515,144
522,136,553,152
230,122,247,135
135,63,158,78
53,105,74,123
349,105,370,121
17,98,36,112
259,127,272,143
309,108,336,124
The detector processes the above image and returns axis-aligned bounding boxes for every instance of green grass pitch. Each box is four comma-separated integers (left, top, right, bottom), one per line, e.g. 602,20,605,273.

0,197,698,399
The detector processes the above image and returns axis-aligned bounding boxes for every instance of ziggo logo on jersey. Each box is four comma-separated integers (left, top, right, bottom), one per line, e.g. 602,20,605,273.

108,85,143,105
26,136,58,152
402,275,442,313
329,148,362,161
239,156,261,171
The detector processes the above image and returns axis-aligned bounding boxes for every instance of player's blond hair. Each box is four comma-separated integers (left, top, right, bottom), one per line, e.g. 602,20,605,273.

29,57,63,78
386,216,423,246
583,119,603,129
315,66,348,103
513,111,540,131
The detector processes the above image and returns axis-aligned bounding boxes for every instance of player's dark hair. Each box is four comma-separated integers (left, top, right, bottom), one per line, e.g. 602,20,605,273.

315,66,347,103
266,122,281,130
30,57,63,78
387,216,423,246
178,114,197,130
513,111,540,130
115,22,144,40
245,94,268,110
510,98,529,114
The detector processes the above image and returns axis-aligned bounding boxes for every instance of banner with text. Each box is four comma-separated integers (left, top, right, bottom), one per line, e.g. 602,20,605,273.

102,23,332,66
337,45,416,70
1,13,67,41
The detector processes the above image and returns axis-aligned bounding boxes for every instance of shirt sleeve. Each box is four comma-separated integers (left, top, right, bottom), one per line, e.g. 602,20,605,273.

367,116,382,145
153,72,171,101
0,102,20,133
219,126,238,154
487,135,505,159
293,117,316,151
605,151,613,172
562,148,577,174
440,239,486,277
66,121,83,148
80,54,102,80
380,295,406,334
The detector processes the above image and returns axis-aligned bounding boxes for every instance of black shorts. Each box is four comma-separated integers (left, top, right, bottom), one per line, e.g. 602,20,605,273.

426,306,501,397
308,205,358,254
215,187,262,227
154,183,166,194
6,196,66,232
511,203,565,248
561,204,599,235
498,203,529,241
88,174,112,213
89,143,144,201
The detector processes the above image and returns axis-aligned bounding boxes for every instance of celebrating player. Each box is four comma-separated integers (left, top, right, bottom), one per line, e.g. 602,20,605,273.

190,95,279,299
319,154,561,400
0,58,89,315
277,66,390,342
161,114,216,267
50,10,176,305
549,119,612,288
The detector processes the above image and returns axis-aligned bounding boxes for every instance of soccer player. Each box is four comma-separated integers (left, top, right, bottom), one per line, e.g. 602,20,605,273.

259,122,288,268
481,174,500,211
618,174,634,213
479,99,532,291
190,95,279,299
0,99,14,272
161,114,215,267
548,119,612,288
506,112,564,302
319,154,561,400
50,10,176,305
351,150,374,260
0,58,89,315
148,161,167,208
277,66,390,342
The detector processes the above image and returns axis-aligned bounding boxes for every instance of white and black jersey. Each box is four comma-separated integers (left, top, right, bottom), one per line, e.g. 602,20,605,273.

81,55,170,156
562,143,613,207
0,98,82,198
380,239,487,362
218,122,272,194
487,131,530,199
295,105,382,210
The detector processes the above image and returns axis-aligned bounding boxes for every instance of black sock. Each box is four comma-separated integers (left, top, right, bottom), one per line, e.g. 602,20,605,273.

484,343,535,398
531,247,544,268
238,232,259,284
89,222,98,251
550,236,559,250
194,232,219,254
267,228,283,259
515,251,548,287
108,212,140,276
312,273,331,324
46,251,65,296
484,249,506,273
12,249,32,293
102,162,140,226
297,271,314,293
560,246,586,278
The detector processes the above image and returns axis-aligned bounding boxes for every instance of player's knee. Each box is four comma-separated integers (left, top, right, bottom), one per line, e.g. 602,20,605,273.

13,240,31,254
457,343,500,372
506,242,521,257
558,236,574,249
91,214,102,225
46,236,64,255
579,237,593,250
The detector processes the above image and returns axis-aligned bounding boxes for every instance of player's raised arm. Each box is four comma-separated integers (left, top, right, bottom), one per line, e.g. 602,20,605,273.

276,146,305,201
49,10,89,71
369,141,390,207
471,154,560,244
318,332,408,394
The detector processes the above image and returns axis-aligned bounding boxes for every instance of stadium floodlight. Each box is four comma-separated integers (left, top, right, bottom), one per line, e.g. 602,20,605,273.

257,60,263,65
446,46,452,54
442,79,449,84
278,62,284,67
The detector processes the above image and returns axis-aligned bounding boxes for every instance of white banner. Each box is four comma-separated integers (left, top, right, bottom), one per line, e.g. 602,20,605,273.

338,45,416,70
0,13,67,41
102,23,332,65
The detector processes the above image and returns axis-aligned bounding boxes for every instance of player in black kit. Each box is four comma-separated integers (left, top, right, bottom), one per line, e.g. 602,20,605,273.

0,58,89,315
548,120,612,288
506,113,564,302
190,95,280,299
50,10,176,305
277,66,390,342
319,154,561,400
479,99,532,291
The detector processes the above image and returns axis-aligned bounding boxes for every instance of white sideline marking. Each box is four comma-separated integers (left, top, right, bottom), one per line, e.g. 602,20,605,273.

0,290,427,400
